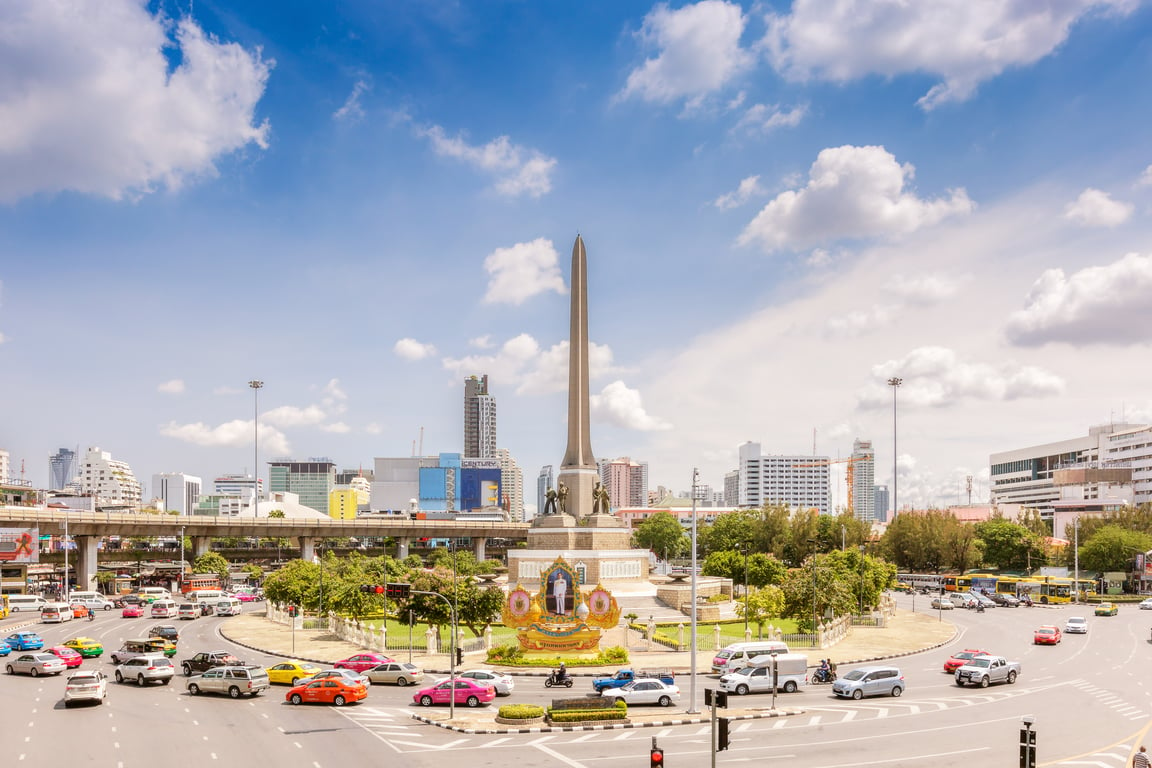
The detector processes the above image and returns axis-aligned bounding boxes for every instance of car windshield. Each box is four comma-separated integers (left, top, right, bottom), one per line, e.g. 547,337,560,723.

1069,618,1085,624
715,651,731,659
968,659,990,668
843,670,866,681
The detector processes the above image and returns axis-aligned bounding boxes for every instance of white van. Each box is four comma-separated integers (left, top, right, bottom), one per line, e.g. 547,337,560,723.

139,587,172,602
149,599,178,619
711,641,790,674
214,597,242,616
7,594,48,613
187,589,224,603
41,603,74,623
69,591,114,611
719,652,809,694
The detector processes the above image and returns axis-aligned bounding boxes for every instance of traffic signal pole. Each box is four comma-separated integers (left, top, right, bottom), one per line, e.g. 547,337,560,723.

412,588,457,720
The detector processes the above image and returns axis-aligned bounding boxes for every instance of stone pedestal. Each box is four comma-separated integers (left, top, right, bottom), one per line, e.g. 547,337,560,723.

557,467,598,518
506,512,648,586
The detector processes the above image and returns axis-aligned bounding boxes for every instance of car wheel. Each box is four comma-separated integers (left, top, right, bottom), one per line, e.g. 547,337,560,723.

137,675,146,687
420,695,433,707
658,695,672,707
955,679,965,687
396,677,407,687
162,679,170,686
290,693,302,705
64,701,73,708
891,686,903,697
783,681,797,693
736,684,749,695
979,676,989,688
5,665,13,674
183,665,192,676
30,668,39,677
105,605,112,611
290,677,299,686
1007,671,1017,684
333,695,346,707
852,689,863,700
115,671,124,683
189,684,200,695
228,686,241,699
466,696,480,708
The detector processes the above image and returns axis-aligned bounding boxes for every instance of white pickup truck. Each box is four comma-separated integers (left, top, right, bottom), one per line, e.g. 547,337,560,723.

954,655,1020,687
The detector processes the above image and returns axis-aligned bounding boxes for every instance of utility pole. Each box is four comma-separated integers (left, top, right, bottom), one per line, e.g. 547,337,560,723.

689,468,699,714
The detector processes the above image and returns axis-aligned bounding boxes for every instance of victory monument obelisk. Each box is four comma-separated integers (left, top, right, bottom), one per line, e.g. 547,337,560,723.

506,235,648,587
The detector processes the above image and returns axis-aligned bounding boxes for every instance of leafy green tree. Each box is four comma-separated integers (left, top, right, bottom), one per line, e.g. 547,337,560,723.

1077,525,1152,572
975,519,1044,571
267,509,285,518
780,554,856,633
749,504,793,562
242,564,263,584
393,568,503,636
632,511,688,562
1016,508,1051,538
261,560,319,607
702,550,785,587
736,585,785,637
192,552,231,583
700,510,756,555
402,554,425,570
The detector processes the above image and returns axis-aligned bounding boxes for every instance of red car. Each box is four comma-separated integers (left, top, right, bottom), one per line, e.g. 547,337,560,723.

121,605,144,618
943,649,990,673
413,678,496,708
333,653,393,673
1034,626,1062,645
46,646,84,668
285,678,367,706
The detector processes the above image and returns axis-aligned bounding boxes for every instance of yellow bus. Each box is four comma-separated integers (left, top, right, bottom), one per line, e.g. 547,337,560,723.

0,594,9,619
1033,577,1073,604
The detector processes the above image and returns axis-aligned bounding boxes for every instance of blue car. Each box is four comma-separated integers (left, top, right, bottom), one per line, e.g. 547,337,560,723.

5,632,45,651
0,643,10,657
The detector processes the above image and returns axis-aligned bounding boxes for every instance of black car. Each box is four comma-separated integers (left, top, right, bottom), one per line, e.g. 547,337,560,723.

114,595,145,608
989,593,1021,607
181,650,243,676
148,625,180,644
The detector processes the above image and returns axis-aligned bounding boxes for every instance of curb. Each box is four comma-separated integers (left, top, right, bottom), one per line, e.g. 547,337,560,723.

411,707,803,734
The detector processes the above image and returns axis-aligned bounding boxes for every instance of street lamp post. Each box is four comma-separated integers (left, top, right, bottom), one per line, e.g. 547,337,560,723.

888,377,902,516
412,589,458,720
858,544,865,616
807,538,818,639
1073,517,1080,604
741,541,751,638
63,515,70,603
248,380,263,517
689,468,699,714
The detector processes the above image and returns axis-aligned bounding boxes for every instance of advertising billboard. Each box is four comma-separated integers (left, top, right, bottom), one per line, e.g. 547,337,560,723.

0,528,39,563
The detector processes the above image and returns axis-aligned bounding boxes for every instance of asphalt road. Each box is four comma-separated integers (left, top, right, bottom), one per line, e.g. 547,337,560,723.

3,596,1151,768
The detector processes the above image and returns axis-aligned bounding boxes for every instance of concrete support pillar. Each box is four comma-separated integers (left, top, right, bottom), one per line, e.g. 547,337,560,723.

74,535,99,592
191,536,212,559
396,537,410,559
472,536,487,562
298,536,315,562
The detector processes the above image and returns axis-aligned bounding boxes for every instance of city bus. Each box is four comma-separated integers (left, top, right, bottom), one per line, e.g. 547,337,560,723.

177,575,221,594
1032,577,1073,604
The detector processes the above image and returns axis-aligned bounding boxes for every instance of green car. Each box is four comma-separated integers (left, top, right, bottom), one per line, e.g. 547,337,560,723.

1094,602,1118,616
62,637,104,658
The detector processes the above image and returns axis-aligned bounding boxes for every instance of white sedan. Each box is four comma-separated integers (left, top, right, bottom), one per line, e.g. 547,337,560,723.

1139,598,1152,610
600,679,680,707
930,598,955,610
1065,617,1088,634
65,670,108,706
457,669,514,696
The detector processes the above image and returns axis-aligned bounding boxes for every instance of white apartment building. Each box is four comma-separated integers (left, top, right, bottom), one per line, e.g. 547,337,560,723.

851,439,876,522
76,446,143,507
0,449,9,483
495,448,524,522
152,472,202,515
1100,424,1152,504
737,441,831,515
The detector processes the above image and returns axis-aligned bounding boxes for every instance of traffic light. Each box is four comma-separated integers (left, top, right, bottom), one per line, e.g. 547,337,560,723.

455,647,464,667
287,605,297,617
705,689,728,708
717,717,732,752
386,583,411,599
649,746,664,766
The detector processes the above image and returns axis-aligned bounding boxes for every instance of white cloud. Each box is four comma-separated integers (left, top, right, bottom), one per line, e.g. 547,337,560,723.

738,145,973,252
160,419,290,455
858,346,1065,409
320,422,350,434
762,0,1136,110
713,175,766,210
1004,253,1152,347
483,238,567,305
468,335,493,349
157,379,185,394
364,423,383,435
619,0,754,107
212,386,242,396
1139,165,1152,187
1063,188,1133,227
732,103,808,135
591,381,672,431
0,2,271,203
441,334,618,396
0,332,5,344
823,305,897,338
261,405,328,428
883,273,966,305
417,124,556,198
394,338,437,361
333,79,369,122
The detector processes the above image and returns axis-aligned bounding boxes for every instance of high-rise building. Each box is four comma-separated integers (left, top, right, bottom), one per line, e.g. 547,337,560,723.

463,374,497,458
76,446,143,508
268,459,337,514
724,470,740,506
874,485,890,523
599,457,649,510
536,465,553,521
737,441,830,514
152,473,202,515
49,447,79,490
0,449,9,484
851,439,876,522
495,448,524,521
329,488,359,520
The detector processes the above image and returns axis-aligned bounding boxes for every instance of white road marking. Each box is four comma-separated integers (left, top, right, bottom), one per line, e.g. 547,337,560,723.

294,742,302,749
534,743,587,768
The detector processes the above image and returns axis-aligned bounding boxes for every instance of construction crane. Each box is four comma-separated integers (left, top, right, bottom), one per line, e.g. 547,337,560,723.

794,456,868,515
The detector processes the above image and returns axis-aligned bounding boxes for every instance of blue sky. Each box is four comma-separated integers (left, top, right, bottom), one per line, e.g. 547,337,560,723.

4,0,1152,513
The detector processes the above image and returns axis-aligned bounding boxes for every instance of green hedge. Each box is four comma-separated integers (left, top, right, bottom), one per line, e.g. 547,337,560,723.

498,704,545,719
485,644,629,667
547,709,627,723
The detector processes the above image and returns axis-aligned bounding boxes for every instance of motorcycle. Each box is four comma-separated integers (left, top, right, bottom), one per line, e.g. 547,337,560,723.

87,609,95,622
975,603,985,613
812,668,837,684
544,671,573,688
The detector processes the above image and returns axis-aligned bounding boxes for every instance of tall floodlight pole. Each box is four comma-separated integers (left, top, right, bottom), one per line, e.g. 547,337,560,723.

807,538,818,637
888,377,903,516
180,526,186,583
1073,517,1080,604
63,515,70,603
689,467,699,714
741,541,750,638
249,380,264,517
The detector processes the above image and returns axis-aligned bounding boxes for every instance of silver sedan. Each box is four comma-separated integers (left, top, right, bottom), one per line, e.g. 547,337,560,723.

931,597,955,610
457,669,514,696
6,652,67,677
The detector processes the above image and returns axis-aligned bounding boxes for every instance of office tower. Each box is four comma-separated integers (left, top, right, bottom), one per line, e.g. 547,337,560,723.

464,374,497,458
874,485,890,523
268,458,337,514
49,447,79,490
152,473,202,515
851,439,876,522
76,446,143,507
737,441,830,514
494,448,524,521
536,465,554,522
724,470,740,506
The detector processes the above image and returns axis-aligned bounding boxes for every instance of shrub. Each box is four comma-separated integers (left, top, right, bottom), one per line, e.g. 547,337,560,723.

486,644,525,663
547,708,627,723
484,646,629,667
601,645,628,664
498,704,544,719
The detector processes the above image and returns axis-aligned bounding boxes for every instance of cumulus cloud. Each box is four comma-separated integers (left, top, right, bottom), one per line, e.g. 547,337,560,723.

468,335,493,349
0,2,271,203
1063,188,1133,227
619,0,754,107
333,78,370,122
823,305,897,338
160,419,290,455
416,124,556,198
857,346,1065,409
732,103,808,135
1004,253,1152,347
738,145,973,252
762,0,1136,110
261,405,328,428
157,379,185,394
713,175,766,210
883,273,966,305
394,338,437,361
483,238,567,305
441,334,618,396
1139,165,1152,187
320,422,350,434
591,381,672,431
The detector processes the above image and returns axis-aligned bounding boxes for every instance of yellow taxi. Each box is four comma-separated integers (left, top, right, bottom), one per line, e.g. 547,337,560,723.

266,660,324,686
1094,602,1119,616
62,637,104,658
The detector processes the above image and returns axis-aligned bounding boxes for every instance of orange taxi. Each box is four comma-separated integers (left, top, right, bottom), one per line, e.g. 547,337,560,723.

285,678,367,707
70,604,90,619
